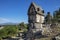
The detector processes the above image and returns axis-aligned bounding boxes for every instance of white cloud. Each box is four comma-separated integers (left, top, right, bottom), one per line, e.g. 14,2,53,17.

0,18,11,23
0,17,27,24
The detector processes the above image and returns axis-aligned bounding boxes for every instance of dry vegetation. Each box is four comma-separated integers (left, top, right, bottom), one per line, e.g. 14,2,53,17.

39,26,60,40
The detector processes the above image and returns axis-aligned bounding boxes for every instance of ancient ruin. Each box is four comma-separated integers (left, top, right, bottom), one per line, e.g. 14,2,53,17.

25,2,60,40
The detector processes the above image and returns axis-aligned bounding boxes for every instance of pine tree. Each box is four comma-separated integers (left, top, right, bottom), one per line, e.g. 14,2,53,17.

53,8,60,23
45,12,52,24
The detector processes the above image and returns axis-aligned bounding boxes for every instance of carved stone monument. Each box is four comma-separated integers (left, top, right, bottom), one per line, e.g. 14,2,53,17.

28,2,44,33
25,2,44,40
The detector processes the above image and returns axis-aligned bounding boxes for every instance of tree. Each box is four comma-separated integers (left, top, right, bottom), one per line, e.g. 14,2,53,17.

45,12,52,24
19,22,27,29
53,8,60,23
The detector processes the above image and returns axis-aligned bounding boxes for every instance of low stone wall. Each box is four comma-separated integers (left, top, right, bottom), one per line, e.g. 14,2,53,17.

58,24,60,27
3,38,24,40
55,36,60,40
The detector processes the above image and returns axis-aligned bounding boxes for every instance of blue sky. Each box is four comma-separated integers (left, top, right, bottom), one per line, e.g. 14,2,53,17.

0,0,60,23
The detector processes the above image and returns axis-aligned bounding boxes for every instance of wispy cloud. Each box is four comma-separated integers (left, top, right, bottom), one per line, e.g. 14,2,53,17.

0,18,11,23
0,17,27,24
0,17,21,24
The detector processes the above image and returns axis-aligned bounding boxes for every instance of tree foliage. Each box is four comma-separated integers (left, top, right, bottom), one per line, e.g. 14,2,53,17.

18,22,28,32
0,22,28,39
53,8,60,23
45,12,52,24
0,25,18,39
19,22,28,30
